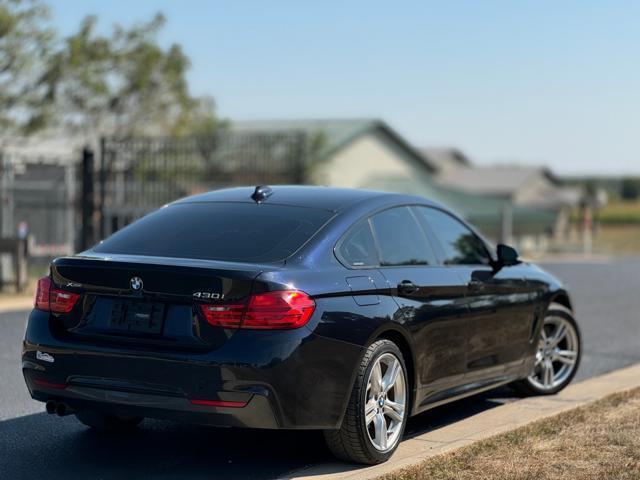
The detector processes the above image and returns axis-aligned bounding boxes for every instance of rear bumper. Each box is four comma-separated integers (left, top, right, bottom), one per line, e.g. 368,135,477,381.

25,373,279,428
22,309,364,429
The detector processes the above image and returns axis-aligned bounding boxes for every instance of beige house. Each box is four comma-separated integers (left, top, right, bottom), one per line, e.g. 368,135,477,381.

233,119,437,190
422,147,583,206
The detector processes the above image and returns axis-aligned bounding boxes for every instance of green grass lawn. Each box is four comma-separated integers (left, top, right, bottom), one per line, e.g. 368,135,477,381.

598,200,640,224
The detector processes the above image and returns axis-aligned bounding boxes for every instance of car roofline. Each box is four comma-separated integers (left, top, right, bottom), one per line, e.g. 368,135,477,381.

171,186,445,213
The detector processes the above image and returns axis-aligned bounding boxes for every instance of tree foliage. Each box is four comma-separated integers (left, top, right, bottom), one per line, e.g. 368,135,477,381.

1,0,220,139
620,178,640,201
0,0,54,133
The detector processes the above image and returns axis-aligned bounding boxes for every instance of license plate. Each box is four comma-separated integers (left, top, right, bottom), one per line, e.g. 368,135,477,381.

109,300,165,334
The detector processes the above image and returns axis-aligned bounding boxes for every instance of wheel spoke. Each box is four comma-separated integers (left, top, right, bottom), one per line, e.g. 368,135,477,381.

373,412,388,450
540,329,548,342
365,399,377,425
548,324,567,347
370,362,383,396
543,360,554,386
382,359,401,393
553,349,577,365
384,399,404,423
387,422,399,435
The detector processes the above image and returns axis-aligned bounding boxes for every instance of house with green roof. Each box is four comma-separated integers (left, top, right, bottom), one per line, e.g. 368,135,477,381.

233,119,436,189
231,119,577,246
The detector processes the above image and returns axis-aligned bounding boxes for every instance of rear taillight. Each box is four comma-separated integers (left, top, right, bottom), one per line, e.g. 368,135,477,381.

34,276,80,314
199,303,245,328
244,291,316,329
198,290,315,330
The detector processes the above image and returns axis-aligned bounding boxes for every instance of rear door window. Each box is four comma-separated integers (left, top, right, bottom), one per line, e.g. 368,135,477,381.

369,207,437,266
93,202,334,263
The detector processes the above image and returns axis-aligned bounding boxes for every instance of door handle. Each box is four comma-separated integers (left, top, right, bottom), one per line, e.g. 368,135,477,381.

397,280,419,296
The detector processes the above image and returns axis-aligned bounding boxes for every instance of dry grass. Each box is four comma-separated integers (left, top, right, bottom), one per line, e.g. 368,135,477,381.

594,224,640,254
381,388,640,480
566,200,640,253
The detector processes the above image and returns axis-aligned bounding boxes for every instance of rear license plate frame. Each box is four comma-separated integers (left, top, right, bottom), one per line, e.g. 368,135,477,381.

108,299,165,335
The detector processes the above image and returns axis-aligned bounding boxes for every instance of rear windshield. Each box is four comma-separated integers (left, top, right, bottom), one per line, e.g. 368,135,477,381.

93,203,334,263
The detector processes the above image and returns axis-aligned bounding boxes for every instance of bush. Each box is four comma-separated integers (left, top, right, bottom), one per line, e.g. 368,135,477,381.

620,179,640,200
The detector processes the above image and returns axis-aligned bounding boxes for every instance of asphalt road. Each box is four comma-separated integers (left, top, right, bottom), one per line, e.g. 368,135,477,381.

1,258,639,479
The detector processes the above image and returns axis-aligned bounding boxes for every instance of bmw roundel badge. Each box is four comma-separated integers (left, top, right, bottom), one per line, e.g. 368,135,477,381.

130,276,143,291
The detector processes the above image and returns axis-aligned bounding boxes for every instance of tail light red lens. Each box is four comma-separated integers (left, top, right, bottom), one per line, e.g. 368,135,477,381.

244,291,316,329
198,290,315,330
34,276,80,314
34,277,51,311
199,303,245,328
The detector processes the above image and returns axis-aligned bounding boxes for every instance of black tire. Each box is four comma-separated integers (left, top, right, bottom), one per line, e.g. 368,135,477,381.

75,410,143,432
512,302,581,396
323,339,409,465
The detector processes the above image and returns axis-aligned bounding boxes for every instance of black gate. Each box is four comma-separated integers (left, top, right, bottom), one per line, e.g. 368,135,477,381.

90,131,308,243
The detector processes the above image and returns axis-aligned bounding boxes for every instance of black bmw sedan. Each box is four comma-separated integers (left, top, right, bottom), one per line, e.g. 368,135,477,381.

22,186,581,464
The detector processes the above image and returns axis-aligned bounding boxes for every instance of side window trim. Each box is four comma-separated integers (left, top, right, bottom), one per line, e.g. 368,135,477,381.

366,217,383,267
407,206,445,267
410,206,448,266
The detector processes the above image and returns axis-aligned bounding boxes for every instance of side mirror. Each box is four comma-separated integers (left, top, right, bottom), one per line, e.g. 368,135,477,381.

496,244,519,267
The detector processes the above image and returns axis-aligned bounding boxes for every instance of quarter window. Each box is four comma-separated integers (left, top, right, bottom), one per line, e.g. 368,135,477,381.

370,207,436,266
415,207,491,265
338,221,379,267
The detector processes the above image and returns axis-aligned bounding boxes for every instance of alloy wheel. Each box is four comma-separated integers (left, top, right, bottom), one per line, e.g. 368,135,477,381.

528,315,579,391
364,352,407,451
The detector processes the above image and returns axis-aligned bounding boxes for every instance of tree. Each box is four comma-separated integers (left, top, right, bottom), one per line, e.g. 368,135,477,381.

0,3,220,140
38,12,219,141
620,178,640,201
170,95,226,137
0,0,54,134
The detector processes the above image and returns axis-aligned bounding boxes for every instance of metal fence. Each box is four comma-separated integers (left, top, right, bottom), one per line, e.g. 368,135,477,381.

0,150,76,258
0,146,76,287
83,131,309,246
0,130,311,269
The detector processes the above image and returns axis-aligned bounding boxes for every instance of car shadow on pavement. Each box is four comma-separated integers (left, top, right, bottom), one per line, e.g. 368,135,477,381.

0,387,516,480
404,385,516,439
0,411,329,480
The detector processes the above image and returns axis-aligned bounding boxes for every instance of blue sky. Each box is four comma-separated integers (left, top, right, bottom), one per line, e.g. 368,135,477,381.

48,1,640,175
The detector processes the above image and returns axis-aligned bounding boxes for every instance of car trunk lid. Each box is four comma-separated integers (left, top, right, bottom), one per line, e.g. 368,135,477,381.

49,253,278,349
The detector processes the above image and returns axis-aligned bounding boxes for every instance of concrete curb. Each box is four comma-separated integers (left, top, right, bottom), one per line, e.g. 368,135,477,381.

282,362,640,480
